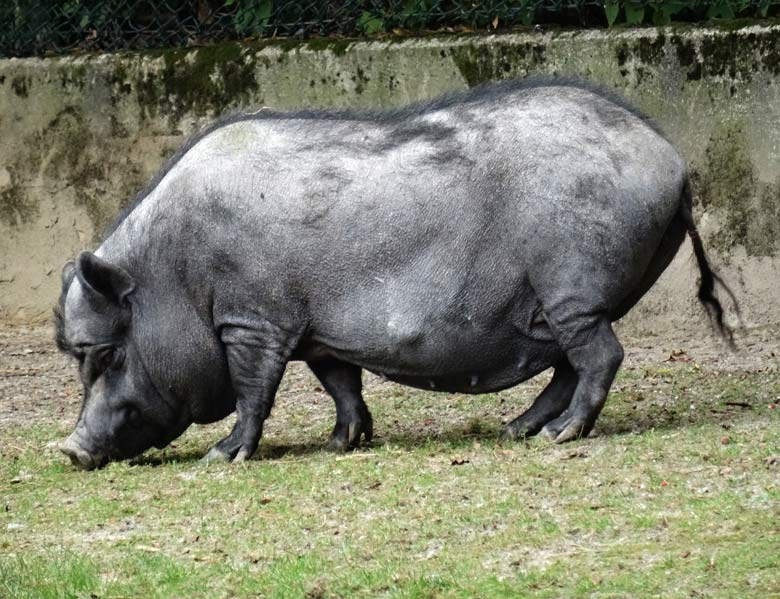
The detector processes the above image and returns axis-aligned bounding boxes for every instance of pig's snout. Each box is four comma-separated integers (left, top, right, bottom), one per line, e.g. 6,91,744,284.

59,433,107,470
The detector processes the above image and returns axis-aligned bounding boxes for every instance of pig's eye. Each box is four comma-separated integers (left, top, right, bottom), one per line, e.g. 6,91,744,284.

125,406,142,427
97,347,123,371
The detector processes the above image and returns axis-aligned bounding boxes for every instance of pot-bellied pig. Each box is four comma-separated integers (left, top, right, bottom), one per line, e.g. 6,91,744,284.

54,77,733,469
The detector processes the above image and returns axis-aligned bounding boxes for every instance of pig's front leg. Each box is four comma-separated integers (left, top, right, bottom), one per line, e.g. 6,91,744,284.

204,319,300,463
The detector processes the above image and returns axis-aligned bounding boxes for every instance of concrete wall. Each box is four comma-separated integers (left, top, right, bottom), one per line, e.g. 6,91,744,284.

1,25,778,334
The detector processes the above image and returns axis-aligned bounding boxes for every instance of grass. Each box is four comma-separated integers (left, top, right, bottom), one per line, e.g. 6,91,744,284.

1,361,779,599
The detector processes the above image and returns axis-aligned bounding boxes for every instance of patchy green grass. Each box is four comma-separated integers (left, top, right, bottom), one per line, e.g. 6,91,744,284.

2,351,779,598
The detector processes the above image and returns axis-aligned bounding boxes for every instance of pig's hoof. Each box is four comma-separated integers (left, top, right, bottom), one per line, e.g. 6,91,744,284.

232,447,255,463
327,417,373,452
499,424,526,443
500,415,544,442
539,412,591,443
201,447,231,463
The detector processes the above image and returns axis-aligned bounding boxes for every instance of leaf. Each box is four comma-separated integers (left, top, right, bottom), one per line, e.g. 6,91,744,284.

652,6,672,26
235,10,250,33
560,449,588,460
225,0,236,5
650,1,688,27
357,11,385,35
605,0,620,27
61,1,80,17
664,349,692,362
625,1,645,25
79,14,90,29
707,0,735,19
519,6,535,26
257,0,272,23
233,0,273,35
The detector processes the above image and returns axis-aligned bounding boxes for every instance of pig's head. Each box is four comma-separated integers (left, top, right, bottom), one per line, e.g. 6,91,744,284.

54,251,205,469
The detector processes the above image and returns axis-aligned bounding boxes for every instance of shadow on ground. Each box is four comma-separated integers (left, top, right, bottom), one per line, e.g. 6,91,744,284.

124,398,763,469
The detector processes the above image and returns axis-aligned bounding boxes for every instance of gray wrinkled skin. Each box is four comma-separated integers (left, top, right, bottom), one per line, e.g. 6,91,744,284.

54,78,729,469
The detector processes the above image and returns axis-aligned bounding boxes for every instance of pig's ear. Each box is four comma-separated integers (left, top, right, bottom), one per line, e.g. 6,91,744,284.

75,251,136,306
61,261,76,295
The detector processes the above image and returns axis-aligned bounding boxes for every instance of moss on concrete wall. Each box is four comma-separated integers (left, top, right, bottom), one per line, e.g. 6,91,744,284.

693,122,780,257
1,24,779,323
450,39,547,86
0,167,38,227
134,42,259,121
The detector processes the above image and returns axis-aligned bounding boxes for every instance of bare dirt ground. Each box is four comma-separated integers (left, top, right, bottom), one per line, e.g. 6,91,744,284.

1,321,777,431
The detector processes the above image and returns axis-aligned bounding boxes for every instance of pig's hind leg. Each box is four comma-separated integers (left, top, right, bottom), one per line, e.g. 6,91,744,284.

527,247,626,443
538,317,623,443
500,359,578,441
308,359,373,451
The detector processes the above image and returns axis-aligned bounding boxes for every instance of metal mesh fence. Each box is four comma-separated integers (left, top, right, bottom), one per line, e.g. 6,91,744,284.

2,1,779,58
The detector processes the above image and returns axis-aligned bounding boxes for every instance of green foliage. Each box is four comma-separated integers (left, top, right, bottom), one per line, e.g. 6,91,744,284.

625,1,646,24
606,0,621,25
603,0,780,27
357,10,385,35
3,0,780,57
398,0,438,30
228,0,273,35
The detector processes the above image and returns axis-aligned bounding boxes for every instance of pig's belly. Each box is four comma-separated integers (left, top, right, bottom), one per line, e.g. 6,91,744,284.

368,338,562,393
308,323,564,394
